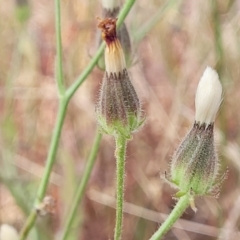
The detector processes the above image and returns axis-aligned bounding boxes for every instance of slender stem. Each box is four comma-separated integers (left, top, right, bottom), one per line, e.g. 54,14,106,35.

133,0,177,43
19,98,69,240
61,132,102,240
149,195,190,240
114,134,127,240
212,0,224,76
36,99,69,202
66,43,105,100
212,0,226,144
55,0,65,95
116,0,135,29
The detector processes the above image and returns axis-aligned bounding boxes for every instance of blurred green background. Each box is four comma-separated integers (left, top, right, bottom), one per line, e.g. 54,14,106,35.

0,0,240,239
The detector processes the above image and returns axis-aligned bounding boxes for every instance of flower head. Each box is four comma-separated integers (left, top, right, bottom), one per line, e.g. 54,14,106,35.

0,224,19,240
96,18,143,138
168,67,222,197
195,66,222,125
101,0,119,11
97,2,131,69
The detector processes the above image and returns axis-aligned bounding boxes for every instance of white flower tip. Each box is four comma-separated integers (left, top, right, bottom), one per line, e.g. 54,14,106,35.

0,224,19,240
105,40,126,74
195,66,222,125
102,0,119,10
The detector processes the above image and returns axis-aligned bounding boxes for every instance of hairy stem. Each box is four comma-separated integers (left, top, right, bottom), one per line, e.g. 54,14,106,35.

61,132,102,240
149,195,190,240
114,134,127,240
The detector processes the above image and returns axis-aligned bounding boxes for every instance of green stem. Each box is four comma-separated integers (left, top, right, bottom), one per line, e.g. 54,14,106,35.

55,0,65,95
114,134,127,240
116,0,135,29
19,98,69,240
211,0,226,144
36,99,68,202
212,0,224,76
61,132,102,240
149,195,190,240
66,43,105,100
133,0,177,43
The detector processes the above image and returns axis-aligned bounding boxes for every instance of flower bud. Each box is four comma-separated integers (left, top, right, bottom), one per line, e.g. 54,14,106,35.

195,66,222,125
96,18,143,138
0,224,19,240
97,0,131,69
171,123,218,195
101,0,119,10
169,67,222,196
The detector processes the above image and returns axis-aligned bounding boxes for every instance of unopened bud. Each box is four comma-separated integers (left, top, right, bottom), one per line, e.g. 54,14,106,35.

0,224,19,240
171,123,218,195
101,0,119,10
169,67,222,197
195,66,222,125
96,18,143,138
97,1,131,69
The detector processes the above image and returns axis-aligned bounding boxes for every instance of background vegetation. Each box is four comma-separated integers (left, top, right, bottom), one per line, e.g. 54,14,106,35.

0,0,240,239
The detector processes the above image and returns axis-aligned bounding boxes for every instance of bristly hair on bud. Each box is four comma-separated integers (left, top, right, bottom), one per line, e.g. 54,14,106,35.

164,66,224,211
96,18,144,139
195,66,222,126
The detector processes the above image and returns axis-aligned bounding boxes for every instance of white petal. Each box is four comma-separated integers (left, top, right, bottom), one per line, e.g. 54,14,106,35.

195,66,222,125
102,0,119,10
0,224,19,240
105,40,126,74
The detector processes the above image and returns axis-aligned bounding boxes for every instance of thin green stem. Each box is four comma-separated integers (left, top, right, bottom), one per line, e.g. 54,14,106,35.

36,98,68,203
55,0,65,95
212,0,224,76
149,195,190,240
211,0,226,144
133,0,177,43
19,98,69,240
61,132,102,240
116,0,135,29
66,43,105,100
114,134,127,240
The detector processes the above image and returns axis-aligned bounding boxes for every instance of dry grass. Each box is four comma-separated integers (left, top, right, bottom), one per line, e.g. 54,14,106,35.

0,0,240,239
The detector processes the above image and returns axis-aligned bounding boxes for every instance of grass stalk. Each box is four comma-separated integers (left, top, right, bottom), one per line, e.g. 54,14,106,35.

61,132,102,240
211,0,226,144
55,0,65,95
19,98,69,240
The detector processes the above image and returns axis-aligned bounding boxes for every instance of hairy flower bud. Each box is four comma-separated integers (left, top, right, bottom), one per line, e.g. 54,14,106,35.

168,67,222,197
171,122,218,195
96,18,143,138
